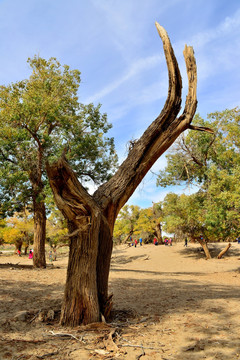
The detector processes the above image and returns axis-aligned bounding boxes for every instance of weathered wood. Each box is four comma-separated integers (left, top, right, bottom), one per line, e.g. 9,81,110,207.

46,23,207,326
198,239,211,260
217,242,231,259
47,158,101,325
93,24,198,220
33,198,46,268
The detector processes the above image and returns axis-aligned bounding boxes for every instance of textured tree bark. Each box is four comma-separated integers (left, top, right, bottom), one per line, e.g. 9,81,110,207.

30,146,47,269
60,217,101,325
96,217,113,316
198,239,211,260
46,23,208,326
33,198,46,268
47,158,103,325
154,223,163,244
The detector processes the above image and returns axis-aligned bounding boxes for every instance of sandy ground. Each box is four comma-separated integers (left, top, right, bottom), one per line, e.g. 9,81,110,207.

1,242,240,360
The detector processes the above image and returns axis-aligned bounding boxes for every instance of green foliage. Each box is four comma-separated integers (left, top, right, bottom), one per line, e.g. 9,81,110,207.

158,108,240,241
157,114,216,187
113,205,141,242
162,192,205,240
0,211,34,248
46,208,68,247
0,56,118,216
113,203,163,243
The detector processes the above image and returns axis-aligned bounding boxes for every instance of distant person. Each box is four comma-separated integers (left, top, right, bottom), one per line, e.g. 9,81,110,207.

238,237,240,244
28,249,33,259
129,236,134,246
165,238,168,246
169,238,172,246
17,249,21,256
139,238,143,246
153,237,158,246
134,239,138,247
49,250,53,262
184,238,188,247
53,248,57,261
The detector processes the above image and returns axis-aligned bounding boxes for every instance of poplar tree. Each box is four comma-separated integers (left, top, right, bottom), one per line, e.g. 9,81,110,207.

0,56,117,267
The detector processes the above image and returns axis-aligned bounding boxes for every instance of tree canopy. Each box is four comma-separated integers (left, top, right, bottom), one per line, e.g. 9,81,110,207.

0,55,118,266
113,203,163,244
157,108,240,243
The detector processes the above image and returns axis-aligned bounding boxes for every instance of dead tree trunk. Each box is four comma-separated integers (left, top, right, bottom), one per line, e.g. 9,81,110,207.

217,242,231,259
47,23,211,326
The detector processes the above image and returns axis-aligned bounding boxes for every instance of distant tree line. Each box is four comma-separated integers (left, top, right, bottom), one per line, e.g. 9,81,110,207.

113,109,240,259
0,24,239,324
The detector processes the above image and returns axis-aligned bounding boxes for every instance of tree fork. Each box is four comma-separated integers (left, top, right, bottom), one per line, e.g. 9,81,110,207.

47,23,210,326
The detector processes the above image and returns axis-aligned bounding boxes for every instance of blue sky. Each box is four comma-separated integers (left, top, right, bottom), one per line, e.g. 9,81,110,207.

0,0,240,208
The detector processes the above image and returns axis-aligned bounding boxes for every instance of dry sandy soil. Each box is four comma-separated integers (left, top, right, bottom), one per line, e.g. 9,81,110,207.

1,242,240,360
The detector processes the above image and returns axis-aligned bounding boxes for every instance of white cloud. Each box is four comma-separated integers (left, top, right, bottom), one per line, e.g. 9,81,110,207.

83,54,162,104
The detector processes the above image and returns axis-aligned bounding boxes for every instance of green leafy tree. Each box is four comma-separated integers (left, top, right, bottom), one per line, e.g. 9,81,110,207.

162,193,204,237
46,208,68,248
113,203,164,244
113,205,141,243
0,210,34,253
158,108,240,245
136,203,163,243
162,192,213,258
157,113,216,188
0,56,117,267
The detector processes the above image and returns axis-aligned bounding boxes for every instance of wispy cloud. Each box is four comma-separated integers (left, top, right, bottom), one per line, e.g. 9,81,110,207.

83,54,162,104
84,7,240,113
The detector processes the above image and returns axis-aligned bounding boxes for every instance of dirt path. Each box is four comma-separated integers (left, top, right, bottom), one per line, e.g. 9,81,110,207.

1,242,240,359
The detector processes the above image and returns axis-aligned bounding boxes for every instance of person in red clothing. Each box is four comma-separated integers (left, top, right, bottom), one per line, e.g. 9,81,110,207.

134,239,138,247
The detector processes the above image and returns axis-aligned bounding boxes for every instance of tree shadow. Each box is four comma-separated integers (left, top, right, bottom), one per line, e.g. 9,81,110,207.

111,254,147,265
111,267,208,277
177,243,240,259
1,258,240,359
0,263,34,269
109,275,240,359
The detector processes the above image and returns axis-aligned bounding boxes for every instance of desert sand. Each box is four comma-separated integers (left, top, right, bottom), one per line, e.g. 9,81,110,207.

1,242,240,360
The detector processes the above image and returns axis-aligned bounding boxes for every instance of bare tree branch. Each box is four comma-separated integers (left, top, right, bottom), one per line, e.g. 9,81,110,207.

0,148,17,164
189,124,214,134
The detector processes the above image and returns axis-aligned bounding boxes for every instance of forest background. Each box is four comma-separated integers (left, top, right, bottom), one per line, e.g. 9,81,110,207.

0,1,240,256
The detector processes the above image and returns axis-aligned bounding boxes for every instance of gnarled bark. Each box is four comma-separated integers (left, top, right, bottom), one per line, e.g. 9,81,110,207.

33,198,46,268
46,23,209,326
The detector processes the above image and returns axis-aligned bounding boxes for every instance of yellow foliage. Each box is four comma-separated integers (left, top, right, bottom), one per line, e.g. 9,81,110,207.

1,211,34,245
